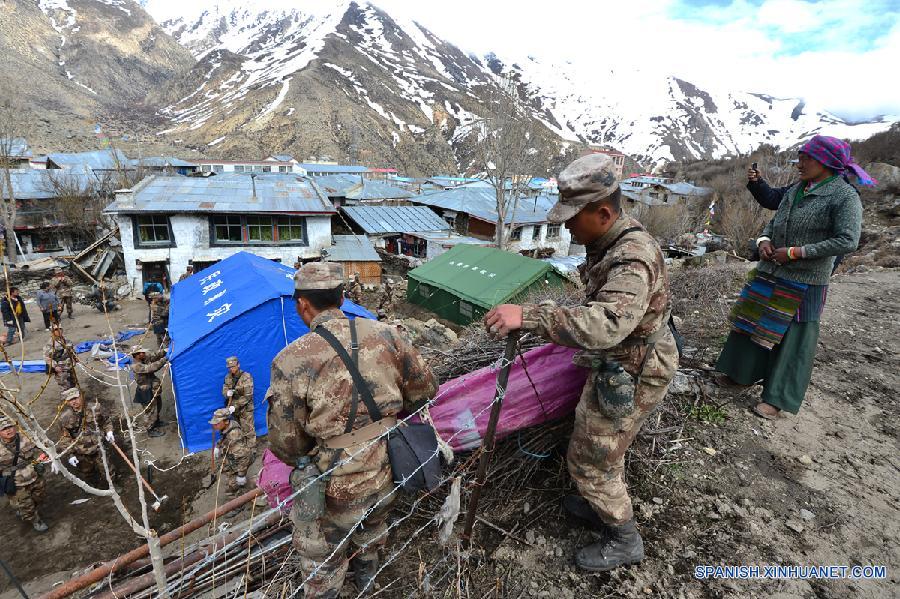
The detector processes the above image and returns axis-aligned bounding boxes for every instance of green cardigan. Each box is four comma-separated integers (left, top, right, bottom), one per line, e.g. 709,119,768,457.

759,177,862,285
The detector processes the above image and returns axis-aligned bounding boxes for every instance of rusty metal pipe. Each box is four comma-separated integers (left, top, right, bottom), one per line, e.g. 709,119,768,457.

38,488,263,599
92,513,283,599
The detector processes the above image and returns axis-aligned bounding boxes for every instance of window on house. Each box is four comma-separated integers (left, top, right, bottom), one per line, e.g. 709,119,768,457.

200,164,212,172
459,301,474,319
211,164,224,173
444,215,455,229
279,165,289,173
418,283,433,297
277,216,306,243
234,165,245,173
30,231,64,253
212,215,243,243
530,226,539,241
135,215,172,245
247,216,275,242
546,224,561,240
262,165,272,173
510,227,523,241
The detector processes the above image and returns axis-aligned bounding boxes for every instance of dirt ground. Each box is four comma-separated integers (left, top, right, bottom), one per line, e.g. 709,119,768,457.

2,269,898,598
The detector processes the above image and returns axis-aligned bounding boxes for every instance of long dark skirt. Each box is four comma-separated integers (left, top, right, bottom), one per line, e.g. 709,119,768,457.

715,321,820,414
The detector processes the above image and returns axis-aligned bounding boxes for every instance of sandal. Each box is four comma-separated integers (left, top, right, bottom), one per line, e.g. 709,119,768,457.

752,402,780,420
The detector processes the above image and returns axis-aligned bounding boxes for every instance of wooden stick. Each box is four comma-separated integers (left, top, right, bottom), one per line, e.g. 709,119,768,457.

108,439,163,503
461,331,520,549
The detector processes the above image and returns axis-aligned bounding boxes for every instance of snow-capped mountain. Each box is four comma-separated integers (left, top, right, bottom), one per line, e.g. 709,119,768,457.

145,0,894,168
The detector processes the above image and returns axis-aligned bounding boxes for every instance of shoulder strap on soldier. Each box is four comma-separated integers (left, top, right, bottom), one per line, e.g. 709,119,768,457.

11,434,20,469
596,226,644,262
314,320,383,425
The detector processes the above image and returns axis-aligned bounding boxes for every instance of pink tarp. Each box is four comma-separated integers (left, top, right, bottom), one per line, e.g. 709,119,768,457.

421,343,588,452
257,344,588,510
257,449,294,512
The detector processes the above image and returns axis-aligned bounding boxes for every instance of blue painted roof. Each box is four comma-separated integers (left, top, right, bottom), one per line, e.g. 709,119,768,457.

1,168,96,200
47,149,131,170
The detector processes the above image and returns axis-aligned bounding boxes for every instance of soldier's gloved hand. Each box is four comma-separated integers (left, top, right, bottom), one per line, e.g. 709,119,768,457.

68,456,79,467
214,446,220,459
227,405,236,414
235,476,247,487
106,431,115,443
226,390,234,398
51,461,60,475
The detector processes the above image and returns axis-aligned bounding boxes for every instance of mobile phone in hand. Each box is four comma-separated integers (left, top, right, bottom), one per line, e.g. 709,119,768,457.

751,162,758,171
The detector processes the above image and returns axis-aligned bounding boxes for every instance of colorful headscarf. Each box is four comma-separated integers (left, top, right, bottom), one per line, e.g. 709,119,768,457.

799,135,877,187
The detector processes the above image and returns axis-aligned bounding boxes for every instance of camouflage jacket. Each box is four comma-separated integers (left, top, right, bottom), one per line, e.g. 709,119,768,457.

150,300,170,328
521,214,678,387
58,402,112,456
267,309,438,500
223,371,254,411
132,351,167,388
50,275,74,298
43,340,72,369
218,421,251,476
0,434,40,486
347,282,363,303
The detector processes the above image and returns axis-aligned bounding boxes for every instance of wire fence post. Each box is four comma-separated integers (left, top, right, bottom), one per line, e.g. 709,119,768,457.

461,331,520,549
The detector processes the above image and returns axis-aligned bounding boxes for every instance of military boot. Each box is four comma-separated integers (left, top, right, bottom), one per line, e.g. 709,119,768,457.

352,556,379,594
575,519,644,572
32,515,49,533
563,495,607,532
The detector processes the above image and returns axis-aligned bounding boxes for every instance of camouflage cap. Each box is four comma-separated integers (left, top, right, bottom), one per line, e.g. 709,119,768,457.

0,416,14,430
208,407,232,425
61,387,81,402
294,262,344,291
130,345,149,356
226,356,239,367
547,154,620,224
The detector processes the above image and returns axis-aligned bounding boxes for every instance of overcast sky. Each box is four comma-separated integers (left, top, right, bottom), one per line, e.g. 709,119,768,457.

146,0,900,121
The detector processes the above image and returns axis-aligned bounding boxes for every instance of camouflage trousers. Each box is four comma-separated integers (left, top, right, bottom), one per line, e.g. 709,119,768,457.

293,484,396,598
567,374,670,525
55,367,76,390
72,452,110,483
10,478,46,522
235,407,257,454
60,296,74,318
132,384,162,430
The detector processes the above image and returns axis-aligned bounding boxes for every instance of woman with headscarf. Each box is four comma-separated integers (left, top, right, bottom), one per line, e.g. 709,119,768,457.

716,135,874,419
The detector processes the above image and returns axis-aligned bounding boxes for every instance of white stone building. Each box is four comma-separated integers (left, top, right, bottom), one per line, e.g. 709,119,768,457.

106,174,336,288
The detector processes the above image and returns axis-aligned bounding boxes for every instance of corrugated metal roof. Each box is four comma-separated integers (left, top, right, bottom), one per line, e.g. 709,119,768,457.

300,164,369,174
106,174,335,214
5,137,31,158
1,168,96,200
324,235,381,262
47,149,131,170
408,231,491,246
269,154,294,162
410,187,556,224
342,206,449,234
313,174,361,196
345,179,415,201
135,157,197,168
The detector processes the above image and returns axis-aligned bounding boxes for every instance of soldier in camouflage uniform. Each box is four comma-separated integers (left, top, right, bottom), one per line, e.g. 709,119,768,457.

150,294,170,349
50,269,75,319
376,277,396,320
57,387,115,485
178,265,194,282
222,356,255,451
0,416,49,532
43,325,76,390
268,262,437,596
130,346,168,437
485,154,678,572
346,272,363,304
209,407,252,494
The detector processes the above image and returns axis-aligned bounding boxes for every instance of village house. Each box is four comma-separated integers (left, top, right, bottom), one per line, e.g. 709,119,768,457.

410,184,574,257
106,174,335,288
46,149,134,176
321,234,382,285
314,175,414,207
298,163,370,178
135,157,199,176
2,168,100,261
622,179,712,206
195,159,305,174
585,146,627,179
1,137,32,168
339,205,485,260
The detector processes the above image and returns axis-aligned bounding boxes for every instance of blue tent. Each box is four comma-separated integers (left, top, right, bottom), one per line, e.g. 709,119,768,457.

169,252,374,452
